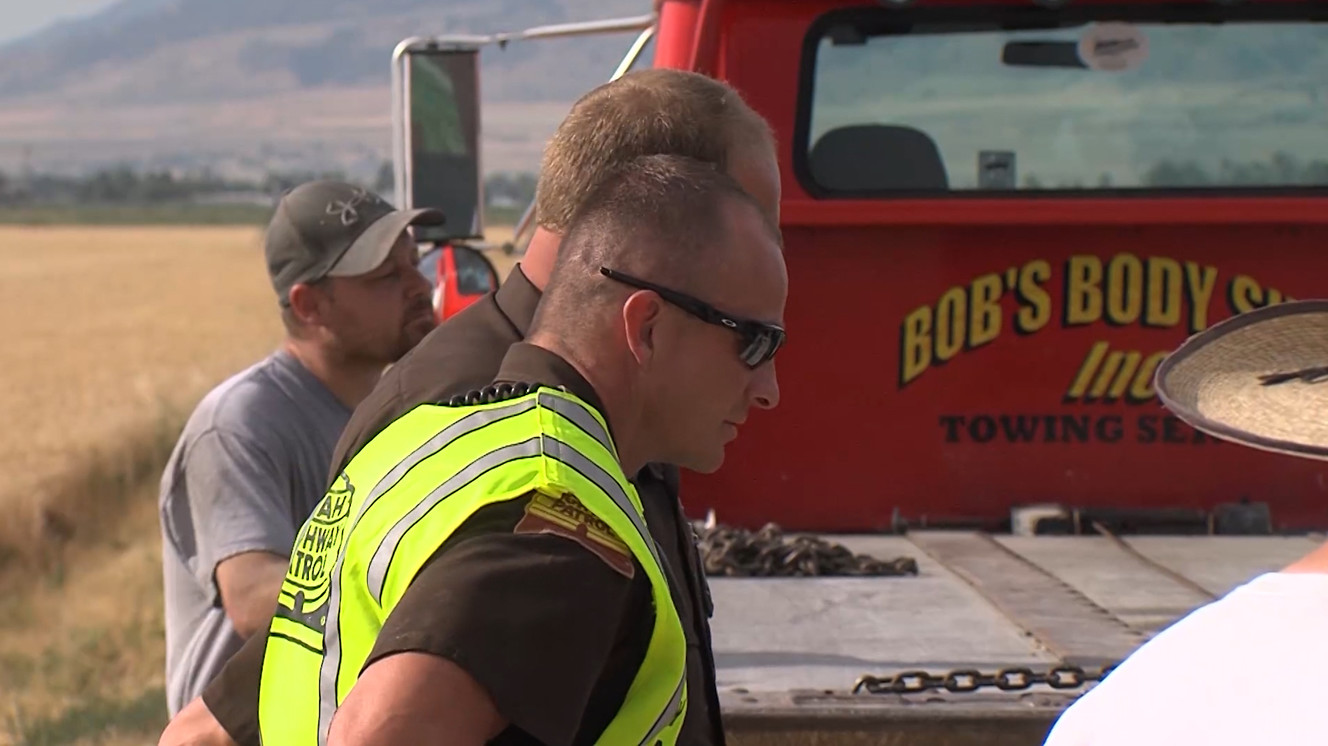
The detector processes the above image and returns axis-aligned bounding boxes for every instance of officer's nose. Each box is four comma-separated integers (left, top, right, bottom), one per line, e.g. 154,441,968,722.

749,361,780,411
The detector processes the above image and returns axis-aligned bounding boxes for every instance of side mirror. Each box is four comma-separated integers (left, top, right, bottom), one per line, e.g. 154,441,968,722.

393,42,484,243
424,244,501,322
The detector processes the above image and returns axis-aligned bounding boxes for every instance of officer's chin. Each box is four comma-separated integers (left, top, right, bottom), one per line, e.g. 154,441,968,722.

680,449,725,475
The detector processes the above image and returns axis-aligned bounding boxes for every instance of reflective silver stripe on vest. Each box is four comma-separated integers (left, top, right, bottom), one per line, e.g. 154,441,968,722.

314,400,537,746
365,393,610,604
365,435,544,603
540,436,665,570
537,391,614,457
351,398,539,531
541,436,687,743
641,669,687,745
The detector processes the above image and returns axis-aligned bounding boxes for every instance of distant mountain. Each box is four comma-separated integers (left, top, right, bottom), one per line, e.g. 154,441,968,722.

0,0,653,179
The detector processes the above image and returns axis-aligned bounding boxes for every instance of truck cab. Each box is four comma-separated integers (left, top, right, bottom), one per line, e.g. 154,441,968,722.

659,0,1328,535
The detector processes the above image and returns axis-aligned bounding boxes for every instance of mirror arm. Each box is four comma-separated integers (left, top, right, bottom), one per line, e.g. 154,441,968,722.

506,22,657,255
396,16,657,256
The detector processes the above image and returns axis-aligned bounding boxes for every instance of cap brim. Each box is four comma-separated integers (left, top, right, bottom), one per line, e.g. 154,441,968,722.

327,207,446,277
1155,299,1328,461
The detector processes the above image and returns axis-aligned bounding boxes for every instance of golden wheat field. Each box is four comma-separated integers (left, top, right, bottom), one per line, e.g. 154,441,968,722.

0,224,518,745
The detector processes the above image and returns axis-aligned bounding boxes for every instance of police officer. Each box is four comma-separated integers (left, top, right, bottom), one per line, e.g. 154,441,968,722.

159,68,781,746
268,153,785,745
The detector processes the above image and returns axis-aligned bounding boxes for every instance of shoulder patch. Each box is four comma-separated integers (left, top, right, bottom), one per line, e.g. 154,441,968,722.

515,492,635,579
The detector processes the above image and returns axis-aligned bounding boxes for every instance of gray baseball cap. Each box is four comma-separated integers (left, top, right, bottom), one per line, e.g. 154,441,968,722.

265,179,445,306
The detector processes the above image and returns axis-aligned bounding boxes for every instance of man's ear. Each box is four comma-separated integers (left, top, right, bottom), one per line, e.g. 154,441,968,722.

621,291,663,367
287,282,328,328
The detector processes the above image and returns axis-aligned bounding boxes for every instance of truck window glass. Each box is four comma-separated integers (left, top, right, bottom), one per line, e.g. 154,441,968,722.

406,49,482,238
417,247,441,290
453,247,496,296
799,6,1328,195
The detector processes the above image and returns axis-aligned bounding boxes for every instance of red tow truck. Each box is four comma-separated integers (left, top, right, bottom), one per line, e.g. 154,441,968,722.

392,1,1328,743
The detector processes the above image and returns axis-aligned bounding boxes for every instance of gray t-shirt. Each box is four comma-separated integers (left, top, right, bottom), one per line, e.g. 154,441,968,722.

158,348,351,714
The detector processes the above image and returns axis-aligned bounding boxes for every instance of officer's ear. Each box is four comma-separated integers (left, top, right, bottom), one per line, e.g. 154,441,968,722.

621,290,666,368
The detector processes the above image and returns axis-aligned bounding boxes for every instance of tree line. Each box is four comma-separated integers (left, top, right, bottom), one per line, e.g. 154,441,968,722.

1021,152,1328,190
0,161,538,210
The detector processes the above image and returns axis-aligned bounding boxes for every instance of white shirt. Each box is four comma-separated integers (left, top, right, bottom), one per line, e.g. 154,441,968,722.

1043,572,1328,746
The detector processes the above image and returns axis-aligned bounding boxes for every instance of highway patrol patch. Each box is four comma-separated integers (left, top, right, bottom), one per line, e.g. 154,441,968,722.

515,492,635,579
279,472,354,625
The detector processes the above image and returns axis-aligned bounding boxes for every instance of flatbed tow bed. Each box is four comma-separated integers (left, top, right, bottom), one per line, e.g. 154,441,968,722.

710,532,1324,745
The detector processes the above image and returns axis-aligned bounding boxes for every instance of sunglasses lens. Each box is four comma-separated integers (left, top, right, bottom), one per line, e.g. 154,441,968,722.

741,328,784,367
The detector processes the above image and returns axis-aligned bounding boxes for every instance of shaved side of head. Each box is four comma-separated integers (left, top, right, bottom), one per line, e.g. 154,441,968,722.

528,153,780,343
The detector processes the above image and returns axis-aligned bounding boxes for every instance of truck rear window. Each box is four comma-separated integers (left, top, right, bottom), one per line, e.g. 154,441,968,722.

798,4,1328,196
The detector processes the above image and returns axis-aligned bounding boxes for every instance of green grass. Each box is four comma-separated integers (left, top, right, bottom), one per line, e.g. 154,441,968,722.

0,203,276,226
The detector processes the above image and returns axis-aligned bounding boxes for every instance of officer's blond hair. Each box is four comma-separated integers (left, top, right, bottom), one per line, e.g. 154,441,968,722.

535,69,775,234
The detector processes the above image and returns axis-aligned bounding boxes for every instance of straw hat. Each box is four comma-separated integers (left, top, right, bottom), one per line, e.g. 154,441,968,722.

1155,300,1328,461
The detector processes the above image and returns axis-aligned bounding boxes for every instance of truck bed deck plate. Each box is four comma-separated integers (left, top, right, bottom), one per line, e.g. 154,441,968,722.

709,531,1319,730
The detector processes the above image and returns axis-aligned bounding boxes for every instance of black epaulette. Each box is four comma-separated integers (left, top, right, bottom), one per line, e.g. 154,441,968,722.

444,381,542,407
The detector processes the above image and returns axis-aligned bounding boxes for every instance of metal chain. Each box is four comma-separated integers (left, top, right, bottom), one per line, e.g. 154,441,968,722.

852,663,1117,695
696,521,919,577
695,520,1112,694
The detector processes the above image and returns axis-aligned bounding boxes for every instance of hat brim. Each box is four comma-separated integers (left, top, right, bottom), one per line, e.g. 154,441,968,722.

1155,300,1328,461
326,207,446,278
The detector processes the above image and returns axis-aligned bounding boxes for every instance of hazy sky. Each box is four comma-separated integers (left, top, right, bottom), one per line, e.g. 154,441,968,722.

0,0,119,45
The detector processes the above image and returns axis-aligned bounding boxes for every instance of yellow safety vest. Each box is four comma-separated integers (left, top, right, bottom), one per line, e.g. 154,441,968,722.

256,384,688,745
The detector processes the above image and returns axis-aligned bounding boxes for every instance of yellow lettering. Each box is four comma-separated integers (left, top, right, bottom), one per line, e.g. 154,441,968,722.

1184,263,1217,332
1067,342,1156,402
1015,260,1052,334
1065,341,1108,401
1090,349,1141,400
935,287,966,362
1228,275,1261,314
899,306,932,387
1145,257,1182,328
1105,253,1144,325
1228,274,1292,315
1064,256,1103,326
1129,351,1169,402
968,273,1003,348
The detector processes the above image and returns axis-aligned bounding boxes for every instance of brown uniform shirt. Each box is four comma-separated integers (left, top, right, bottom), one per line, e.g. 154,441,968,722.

202,268,725,746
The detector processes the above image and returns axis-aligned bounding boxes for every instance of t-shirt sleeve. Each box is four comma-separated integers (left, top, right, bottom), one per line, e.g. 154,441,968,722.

183,427,295,603
1041,701,1092,746
200,631,266,746
364,491,647,746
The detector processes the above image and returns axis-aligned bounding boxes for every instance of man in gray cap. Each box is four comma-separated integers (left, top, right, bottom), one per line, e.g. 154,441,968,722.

1043,300,1328,746
158,180,443,715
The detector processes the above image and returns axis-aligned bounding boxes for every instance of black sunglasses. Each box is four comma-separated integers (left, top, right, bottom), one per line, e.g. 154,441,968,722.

599,267,785,368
